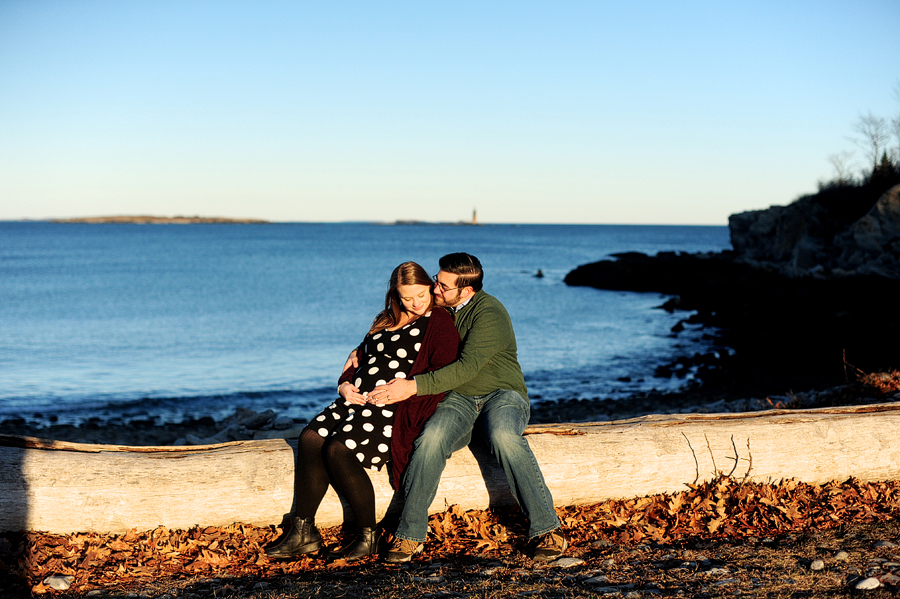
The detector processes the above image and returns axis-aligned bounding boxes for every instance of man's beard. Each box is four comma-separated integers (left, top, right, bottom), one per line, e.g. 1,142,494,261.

435,292,460,308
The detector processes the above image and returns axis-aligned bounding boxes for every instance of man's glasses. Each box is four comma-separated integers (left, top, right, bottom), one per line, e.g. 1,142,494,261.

432,274,459,293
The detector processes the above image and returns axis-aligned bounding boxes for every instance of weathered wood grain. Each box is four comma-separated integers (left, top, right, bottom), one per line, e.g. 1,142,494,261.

2,403,899,534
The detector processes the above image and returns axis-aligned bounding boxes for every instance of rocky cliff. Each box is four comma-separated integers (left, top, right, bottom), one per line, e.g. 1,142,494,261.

564,183,900,396
729,184,900,278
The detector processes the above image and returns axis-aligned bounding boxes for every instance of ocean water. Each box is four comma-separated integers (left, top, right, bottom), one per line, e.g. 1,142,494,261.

0,222,730,426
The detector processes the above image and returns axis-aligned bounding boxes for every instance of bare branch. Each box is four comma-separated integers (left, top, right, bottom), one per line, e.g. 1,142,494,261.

682,432,699,485
827,151,855,185
704,433,718,477
853,112,890,172
744,439,754,480
727,435,740,477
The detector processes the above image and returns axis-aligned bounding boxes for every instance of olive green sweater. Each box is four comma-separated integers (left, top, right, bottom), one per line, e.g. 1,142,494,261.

414,291,528,401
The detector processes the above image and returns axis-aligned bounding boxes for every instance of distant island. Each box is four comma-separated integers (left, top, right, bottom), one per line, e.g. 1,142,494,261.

393,209,479,226
51,215,269,225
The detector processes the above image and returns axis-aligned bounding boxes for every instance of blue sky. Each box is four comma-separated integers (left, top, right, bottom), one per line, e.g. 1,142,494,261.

1,1,898,224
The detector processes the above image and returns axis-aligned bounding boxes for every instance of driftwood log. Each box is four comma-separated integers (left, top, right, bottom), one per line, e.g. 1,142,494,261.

2,403,900,534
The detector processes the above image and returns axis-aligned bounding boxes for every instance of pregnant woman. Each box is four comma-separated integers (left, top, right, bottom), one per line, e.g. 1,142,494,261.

265,261,459,561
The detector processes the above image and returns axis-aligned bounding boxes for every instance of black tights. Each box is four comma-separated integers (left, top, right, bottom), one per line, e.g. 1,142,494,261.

293,428,376,529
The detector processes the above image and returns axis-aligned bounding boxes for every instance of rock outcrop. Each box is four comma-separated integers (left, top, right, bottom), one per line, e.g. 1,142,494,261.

834,185,900,277
564,184,900,395
729,184,900,278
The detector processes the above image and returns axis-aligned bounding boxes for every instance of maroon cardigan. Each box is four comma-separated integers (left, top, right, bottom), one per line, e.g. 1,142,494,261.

339,307,459,489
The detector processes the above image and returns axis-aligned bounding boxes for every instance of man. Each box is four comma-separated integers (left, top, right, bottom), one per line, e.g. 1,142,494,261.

366,252,566,562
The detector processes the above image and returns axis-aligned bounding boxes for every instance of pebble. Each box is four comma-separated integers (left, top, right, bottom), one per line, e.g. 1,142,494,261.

810,559,825,571
706,567,730,576
834,551,850,561
86,591,103,597
856,577,881,590
43,574,75,591
602,558,616,566
549,557,585,568
584,575,610,584
875,540,899,548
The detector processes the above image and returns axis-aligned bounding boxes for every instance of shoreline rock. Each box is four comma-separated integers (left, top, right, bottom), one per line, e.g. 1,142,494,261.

565,186,900,398
2,372,898,446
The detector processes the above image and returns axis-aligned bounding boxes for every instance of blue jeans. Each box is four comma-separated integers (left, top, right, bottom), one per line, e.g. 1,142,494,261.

394,389,560,542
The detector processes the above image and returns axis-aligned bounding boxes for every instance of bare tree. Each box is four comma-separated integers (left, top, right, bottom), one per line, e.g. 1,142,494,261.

827,151,855,185
892,80,900,163
853,112,891,174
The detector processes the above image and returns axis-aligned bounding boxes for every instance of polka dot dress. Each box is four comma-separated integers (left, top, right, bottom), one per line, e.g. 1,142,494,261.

310,314,428,470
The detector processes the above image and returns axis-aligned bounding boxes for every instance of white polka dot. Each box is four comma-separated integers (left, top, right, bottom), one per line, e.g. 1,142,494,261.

343,424,353,432
317,428,328,437
382,410,394,418
373,333,382,339
346,439,357,449
378,443,389,452
388,360,399,369
328,403,337,409
409,328,420,337
377,343,384,351
347,413,354,421
397,348,407,358
356,453,365,462
375,379,386,386
383,425,392,437
361,439,370,445
368,366,379,375
368,356,376,364
363,423,374,432
395,372,406,379
361,409,372,417
331,412,341,420
372,456,381,464
391,334,400,342
354,377,362,387
316,415,326,421
414,343,421,351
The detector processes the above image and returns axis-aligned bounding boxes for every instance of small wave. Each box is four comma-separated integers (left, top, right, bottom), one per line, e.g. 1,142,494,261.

0,387,337,428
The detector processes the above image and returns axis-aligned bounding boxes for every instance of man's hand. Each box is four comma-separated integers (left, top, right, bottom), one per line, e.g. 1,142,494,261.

338,381,367,406
342,350,359,374
369,378,417,406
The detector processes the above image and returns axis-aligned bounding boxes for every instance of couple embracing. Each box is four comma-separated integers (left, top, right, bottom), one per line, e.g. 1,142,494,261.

264,253,566,563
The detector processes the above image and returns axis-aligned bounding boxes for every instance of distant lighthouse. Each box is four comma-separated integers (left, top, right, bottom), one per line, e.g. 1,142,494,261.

472,209,478,225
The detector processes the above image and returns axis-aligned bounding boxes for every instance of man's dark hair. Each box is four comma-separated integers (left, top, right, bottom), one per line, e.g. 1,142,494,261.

439,252,483,292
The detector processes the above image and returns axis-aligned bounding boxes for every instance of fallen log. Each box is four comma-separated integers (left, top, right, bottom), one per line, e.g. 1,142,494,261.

2,403,899,534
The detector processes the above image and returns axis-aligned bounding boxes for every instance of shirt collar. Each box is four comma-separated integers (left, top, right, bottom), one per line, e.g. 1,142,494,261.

452,295,473,313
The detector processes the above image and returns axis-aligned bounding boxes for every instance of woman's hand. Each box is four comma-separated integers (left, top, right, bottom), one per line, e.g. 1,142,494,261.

368,378,417,406
342,350,359,374
338,381,367,405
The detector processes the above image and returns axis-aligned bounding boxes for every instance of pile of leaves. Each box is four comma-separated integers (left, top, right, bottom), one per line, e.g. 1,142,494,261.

858,369,900,396
3,475,900,596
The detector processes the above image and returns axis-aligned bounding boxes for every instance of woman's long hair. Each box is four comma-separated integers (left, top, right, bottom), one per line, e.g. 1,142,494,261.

369,261,434,334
